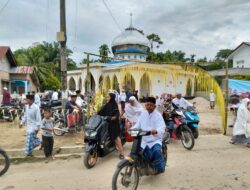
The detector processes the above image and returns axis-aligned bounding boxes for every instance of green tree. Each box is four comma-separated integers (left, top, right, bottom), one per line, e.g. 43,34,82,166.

146,33,163,51
99,44,110,63
14,41,77,90
215,49,232,60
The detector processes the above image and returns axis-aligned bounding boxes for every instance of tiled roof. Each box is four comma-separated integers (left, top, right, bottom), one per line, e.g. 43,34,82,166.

0,46,17,67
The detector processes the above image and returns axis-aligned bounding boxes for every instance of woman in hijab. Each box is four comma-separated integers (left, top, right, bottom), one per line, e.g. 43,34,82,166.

230,98,250,147
98,93,124,159
125,96,143,125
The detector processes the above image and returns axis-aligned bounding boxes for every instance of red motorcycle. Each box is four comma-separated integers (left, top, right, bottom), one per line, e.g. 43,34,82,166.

165,108,195,150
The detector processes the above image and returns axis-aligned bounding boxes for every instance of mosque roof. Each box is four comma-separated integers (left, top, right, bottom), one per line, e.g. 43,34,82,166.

114,47,146,54
112,27,149,47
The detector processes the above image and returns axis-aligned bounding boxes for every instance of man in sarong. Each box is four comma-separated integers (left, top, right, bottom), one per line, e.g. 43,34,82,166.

20,94,41,157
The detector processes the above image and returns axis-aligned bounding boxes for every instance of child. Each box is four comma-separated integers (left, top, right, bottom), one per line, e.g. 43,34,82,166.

41,109,55,161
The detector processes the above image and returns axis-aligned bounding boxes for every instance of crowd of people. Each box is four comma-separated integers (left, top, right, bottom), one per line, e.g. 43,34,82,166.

2,85,250,170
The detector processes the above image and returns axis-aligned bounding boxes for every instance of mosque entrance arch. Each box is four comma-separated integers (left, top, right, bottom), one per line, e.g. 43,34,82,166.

112,75,119,92
99,76,104,92
68,77,76,91
104,76,111,91
123,73,135,92
84,73,96,93
140,73,151,97
78,78,82,91
186,78,193,96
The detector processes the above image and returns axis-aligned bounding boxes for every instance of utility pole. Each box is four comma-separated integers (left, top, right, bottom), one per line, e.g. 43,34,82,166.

224,60,229,135
58,0,67,92
86,53,90,121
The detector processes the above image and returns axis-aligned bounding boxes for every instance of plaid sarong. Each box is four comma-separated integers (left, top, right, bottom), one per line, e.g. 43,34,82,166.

143,144,165,173
25,132,41,155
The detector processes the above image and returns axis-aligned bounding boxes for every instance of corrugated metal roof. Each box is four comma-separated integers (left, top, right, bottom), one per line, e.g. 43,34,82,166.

10,66,34,74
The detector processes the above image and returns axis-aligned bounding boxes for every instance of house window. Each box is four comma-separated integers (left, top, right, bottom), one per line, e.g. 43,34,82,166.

237,60,244,68
134,55,137,59
128,55,130,59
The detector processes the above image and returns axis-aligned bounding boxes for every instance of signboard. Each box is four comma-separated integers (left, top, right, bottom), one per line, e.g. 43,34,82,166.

228,79,250,98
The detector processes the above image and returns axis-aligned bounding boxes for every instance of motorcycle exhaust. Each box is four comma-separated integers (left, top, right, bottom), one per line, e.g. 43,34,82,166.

54,127,68,132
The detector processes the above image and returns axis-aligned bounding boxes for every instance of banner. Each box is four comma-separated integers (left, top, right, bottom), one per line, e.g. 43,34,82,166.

228,79,250,98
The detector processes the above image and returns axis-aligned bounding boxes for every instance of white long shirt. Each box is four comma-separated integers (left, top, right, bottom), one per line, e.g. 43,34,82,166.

76,96,84,107
172,97,193,109
52,91,58,101
34,94,41,107
119,92,127,102
133,109,166,149
209,93,216,101
21,103,41,133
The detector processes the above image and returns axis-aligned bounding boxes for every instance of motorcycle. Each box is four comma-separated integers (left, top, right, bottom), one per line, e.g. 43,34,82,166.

183,106,200,139
112,129,169,190
53,109,83,136
165,108,195,150
0,148,10,176
83,114,126,169
0,105,17,122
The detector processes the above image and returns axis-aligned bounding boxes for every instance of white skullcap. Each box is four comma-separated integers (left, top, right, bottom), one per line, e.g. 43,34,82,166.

129,96,136,101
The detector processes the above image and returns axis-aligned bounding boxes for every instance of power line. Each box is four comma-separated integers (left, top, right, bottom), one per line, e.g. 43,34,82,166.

102,0,123,32
0,0,10,16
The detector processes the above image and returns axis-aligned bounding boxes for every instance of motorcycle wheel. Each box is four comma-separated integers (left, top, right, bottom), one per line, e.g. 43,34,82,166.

112,163,139,190
193,128,199,139
83,148,98,169
53,121,66,136
180,125,195,150
0,149,10,176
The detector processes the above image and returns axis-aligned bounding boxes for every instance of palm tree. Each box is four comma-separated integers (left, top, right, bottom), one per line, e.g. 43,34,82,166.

99,44,110,63
146,33,163,51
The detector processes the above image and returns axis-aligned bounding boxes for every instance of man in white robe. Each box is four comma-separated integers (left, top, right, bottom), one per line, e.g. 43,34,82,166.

20,94,41,156
172,93,193,109
133,97,166,173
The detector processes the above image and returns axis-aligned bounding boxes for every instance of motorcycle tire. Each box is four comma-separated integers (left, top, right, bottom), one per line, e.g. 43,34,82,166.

53,120,66,136
83,148,98,169
180,125,195,150
193,128,199,139
112,163,139,190
0,149,10,176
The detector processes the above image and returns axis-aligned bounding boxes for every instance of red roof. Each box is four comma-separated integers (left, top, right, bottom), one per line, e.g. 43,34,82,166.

0,46,17,67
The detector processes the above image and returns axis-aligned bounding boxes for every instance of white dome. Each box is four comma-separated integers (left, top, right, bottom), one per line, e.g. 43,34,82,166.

112,28,149,47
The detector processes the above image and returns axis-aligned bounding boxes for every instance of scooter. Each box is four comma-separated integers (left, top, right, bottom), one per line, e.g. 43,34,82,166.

112,129,169,190
83,114,126,169
53,109,83,136
165,107,195,150
183,106,200,139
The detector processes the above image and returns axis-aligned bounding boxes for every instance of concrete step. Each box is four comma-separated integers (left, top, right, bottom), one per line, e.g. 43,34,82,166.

5,145,85,158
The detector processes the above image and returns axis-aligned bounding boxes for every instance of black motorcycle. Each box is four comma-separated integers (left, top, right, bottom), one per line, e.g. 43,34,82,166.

83,115,126,169
0,148,10,176
0,105,17,122
112,129,169,190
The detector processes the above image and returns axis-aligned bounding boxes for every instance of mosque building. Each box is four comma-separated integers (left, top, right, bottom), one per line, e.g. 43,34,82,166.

67,18,195,98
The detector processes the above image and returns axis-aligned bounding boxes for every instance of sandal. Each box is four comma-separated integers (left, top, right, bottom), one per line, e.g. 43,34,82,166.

119,154,125,160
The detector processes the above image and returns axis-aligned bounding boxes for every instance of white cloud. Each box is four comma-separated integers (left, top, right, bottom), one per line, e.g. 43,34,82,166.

0,0,250,63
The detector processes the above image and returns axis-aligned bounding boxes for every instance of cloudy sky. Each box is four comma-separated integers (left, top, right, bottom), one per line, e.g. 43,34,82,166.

1,0,250,63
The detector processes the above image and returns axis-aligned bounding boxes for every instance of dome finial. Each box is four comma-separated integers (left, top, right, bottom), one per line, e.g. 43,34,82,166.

129,13,133,28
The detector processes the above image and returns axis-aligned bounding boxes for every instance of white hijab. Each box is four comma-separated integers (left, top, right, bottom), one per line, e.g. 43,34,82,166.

125,96,143,123
233,98,250,137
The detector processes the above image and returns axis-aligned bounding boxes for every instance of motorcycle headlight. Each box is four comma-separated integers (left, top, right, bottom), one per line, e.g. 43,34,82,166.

90,131,97,137
85,131,90,137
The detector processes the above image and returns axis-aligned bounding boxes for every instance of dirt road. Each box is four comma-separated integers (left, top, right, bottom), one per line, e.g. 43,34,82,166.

1,135,250,190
